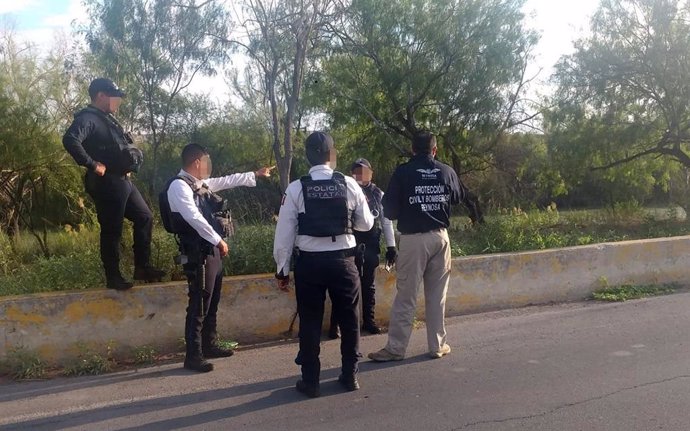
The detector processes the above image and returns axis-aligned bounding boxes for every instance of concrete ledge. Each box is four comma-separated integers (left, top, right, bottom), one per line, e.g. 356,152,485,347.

3,236,690,363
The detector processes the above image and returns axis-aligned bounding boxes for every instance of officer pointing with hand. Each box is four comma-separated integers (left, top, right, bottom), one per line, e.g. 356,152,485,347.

161,143,273,373
273,132,374,398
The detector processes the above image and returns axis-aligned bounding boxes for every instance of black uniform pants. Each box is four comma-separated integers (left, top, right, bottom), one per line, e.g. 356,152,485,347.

295,253,361,384
183,247,223,358
330,244,379,330
85,172,153,278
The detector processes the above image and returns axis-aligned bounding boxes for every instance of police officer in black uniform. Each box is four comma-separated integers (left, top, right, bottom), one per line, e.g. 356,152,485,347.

328,158,397,338
63,78,164,290
273,132,374,398
162,143,272,372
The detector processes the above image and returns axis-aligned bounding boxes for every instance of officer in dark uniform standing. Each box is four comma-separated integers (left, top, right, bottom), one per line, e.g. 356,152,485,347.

63,78,164,290
369,131,483,363
328,158,397,339
162,143,273,372
274,132,374,398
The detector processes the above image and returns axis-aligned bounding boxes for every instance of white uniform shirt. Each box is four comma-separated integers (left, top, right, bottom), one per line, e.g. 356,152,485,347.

167,169,256,246
273,165,375,276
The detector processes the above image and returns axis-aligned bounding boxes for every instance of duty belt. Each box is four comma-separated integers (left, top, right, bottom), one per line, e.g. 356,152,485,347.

297,248,357,259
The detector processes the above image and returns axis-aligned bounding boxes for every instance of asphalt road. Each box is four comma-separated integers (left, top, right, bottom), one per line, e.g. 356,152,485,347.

2,292,690,431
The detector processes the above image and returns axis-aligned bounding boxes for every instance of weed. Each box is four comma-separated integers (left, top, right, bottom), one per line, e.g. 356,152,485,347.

63,343,114,376
591,284,677,302
133,346,157,365
0,347,46,380
216,339,239,351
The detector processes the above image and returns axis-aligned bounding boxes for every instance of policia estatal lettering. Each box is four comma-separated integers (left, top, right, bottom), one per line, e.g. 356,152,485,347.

160,143,273,373
62,78,164,290
273,132,375,398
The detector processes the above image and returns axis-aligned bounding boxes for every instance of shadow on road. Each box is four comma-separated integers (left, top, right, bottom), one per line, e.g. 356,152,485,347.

1,354,435,431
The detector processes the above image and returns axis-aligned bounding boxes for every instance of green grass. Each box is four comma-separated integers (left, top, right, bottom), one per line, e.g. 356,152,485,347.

0,347,47,380
133,345,158,365
63,344,115,377
449,207,690,256
591,284,677,302
1,206,689,296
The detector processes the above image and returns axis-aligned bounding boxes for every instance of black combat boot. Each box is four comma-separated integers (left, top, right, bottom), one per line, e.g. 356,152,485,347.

183,356,214,373
133,265,166,282
295,380,320,398
338,373,360,391
105,272,133,291
201,330,235,358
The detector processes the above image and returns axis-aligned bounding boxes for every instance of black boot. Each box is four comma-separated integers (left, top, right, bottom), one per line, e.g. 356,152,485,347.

133,265,166,282
184,356,214,373
203,344,234,358
363,322,382,334
338,373,360,391
295,380,320,398
106,273,133,291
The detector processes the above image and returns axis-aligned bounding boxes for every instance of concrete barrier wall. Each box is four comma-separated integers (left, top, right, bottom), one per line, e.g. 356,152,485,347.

3,236,690,363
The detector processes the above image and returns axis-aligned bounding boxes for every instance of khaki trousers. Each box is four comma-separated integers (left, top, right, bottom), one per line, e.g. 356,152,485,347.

385,229,451,356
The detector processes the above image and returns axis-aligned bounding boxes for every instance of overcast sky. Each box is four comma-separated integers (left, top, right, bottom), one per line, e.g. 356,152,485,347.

1,0,601,99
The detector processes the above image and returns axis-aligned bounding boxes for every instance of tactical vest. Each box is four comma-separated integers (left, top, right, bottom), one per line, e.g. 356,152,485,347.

297,172,352,240
78,106,143,173
159,176,234,243
354,183,383,245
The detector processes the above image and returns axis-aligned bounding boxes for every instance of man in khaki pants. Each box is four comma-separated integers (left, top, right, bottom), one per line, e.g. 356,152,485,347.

368,131,482,361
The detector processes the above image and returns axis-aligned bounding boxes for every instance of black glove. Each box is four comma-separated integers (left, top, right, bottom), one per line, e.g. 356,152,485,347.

385,247,397,266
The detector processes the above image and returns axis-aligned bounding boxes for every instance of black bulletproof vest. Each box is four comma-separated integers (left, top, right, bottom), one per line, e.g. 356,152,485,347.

161,176,233,243
297,172,352,240
354,183,383,245
78,106,143,173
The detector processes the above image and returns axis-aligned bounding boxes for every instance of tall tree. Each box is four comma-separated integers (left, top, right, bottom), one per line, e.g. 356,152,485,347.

318,0,539,174
233,0,341,191
549,0,690,171
0,30,86,254
84,0,231,194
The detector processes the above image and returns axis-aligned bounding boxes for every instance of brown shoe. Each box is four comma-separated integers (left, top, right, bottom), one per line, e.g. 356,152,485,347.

429,344,452,359
368,348,404,362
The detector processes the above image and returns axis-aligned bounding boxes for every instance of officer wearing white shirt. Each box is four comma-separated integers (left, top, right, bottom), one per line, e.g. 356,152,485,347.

273,132,374,398
166,143,273,373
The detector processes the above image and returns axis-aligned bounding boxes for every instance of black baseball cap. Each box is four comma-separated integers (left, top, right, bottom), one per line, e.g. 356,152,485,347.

305,131,334,154
88,78,126,98
351,158,372,171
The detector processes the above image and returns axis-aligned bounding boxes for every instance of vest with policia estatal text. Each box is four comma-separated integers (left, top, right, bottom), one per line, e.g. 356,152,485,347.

159,176,234,244
297,172,353,240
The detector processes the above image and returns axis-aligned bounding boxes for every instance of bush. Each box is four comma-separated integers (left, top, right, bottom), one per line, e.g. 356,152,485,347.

0,347,46,380
1,208,689,296
63,343,115,376
225,224,276,275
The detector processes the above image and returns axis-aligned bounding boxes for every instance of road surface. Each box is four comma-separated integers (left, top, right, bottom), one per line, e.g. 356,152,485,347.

2,292,690,430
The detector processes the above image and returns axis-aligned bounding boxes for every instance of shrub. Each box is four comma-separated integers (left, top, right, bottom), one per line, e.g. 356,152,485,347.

0,347,46,380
